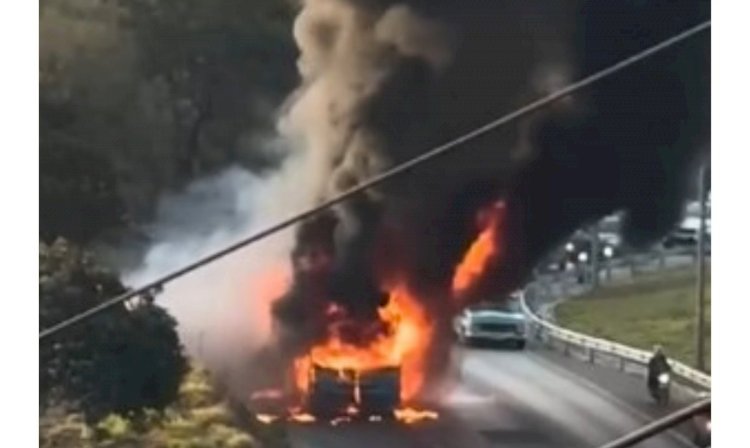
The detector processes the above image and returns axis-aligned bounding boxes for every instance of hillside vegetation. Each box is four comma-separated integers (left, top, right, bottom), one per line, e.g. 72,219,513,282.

40,367,289,448
556,266,711,370
40,1,298,444
40,0,297,246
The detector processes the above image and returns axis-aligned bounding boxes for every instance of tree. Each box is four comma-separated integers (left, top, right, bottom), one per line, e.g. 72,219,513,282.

40,0,298,242
121,0,298,177
40,239,188,422
39,132,129,243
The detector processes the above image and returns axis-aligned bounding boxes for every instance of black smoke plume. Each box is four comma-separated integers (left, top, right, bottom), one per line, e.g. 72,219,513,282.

501,0,711,289
267,0,710,389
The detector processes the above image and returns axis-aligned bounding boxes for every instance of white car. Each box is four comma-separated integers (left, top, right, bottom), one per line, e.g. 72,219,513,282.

454,295,527,349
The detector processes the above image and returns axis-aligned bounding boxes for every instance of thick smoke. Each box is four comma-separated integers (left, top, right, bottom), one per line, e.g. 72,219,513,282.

270,0,710,387
500,0,711,289
129,0,709,396
274,0,579,324
123,136,320,390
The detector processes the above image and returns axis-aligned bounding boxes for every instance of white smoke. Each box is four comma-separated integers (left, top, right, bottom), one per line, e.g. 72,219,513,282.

122,134,324,375
121,0,533,376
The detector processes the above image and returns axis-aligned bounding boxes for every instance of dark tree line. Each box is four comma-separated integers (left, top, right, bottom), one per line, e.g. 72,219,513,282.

40,0,297,245
40,0,299,421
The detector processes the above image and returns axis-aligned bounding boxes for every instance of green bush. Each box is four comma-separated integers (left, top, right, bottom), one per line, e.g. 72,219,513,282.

40,239,188,422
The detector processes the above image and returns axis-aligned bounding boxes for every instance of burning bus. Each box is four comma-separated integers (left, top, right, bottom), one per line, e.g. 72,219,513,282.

249,281,437,422
250,203,507,424
283,284,435,421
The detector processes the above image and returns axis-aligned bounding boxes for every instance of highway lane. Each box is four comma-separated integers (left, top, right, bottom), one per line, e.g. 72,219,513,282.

286,344,695,448
285,253,703,448
454,345,693,448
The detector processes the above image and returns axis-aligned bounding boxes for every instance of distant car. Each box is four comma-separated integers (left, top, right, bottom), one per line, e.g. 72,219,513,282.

662,226,710,252
662,227,699,248
564,232,621,265
307,364,400,419
662,207,711,250
454,295,527,349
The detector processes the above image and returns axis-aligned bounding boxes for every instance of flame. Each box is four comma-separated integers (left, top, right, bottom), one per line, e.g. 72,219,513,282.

394,407,439,424
256,414,279,424
251,202,509,424
257,407,438,425
293,282,433,403
451,201,506,299
246,264,291,345
289,412,316,423
265,204,510,421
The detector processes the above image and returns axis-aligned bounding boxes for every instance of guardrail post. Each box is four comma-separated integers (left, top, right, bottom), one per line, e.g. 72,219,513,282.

588,347,595,363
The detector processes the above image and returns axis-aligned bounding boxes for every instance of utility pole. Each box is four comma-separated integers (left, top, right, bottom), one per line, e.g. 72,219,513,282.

695,162,709,371
591,223,601,289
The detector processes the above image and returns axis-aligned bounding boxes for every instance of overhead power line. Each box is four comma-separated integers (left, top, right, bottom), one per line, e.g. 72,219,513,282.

597,397,710,448
40,19,710,341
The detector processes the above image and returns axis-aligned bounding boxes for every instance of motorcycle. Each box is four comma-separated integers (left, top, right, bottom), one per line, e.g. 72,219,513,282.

650,372,671,405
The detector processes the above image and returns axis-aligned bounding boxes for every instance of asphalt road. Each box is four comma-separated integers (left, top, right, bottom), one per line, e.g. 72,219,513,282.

286,343,697,448
285,252,704,448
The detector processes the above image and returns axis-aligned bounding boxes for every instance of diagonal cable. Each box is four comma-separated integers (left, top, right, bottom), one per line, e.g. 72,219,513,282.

40,20,710,341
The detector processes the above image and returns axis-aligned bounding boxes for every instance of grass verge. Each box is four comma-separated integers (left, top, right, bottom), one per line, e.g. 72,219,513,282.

556,266,711,371
40,366,289,448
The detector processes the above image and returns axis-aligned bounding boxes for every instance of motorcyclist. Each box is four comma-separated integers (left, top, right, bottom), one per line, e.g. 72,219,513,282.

647,345,672,395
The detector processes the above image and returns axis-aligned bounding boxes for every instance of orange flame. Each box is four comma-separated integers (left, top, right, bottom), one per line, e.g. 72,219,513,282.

271,203,506,420
292,282,433,403
451,201,506,299
394,407,439,424
289,412,316,423
259,406,438,425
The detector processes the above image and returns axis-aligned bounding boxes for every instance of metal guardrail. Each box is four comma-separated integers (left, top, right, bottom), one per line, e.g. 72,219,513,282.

520,289,711,391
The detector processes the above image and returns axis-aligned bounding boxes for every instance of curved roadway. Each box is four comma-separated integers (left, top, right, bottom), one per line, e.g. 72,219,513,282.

286,256,703,448
287,342,697,448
